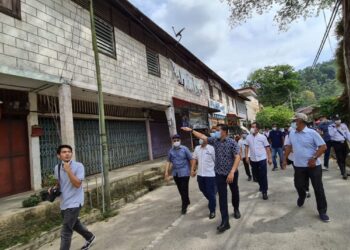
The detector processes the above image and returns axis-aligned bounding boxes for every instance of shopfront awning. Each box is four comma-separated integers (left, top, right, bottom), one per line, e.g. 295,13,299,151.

172,97,220,113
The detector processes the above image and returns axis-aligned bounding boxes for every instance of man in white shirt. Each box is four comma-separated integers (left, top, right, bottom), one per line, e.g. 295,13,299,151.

191,139,216,219
239,131,253,181
245,122,272,200
328,115,350,179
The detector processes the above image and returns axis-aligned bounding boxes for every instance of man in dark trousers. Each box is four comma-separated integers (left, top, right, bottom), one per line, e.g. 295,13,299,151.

50,145,95,250
328,115,350,180
269,123,284,171
182,124,241,233
245,122,272,200
164,134,193,214
317,115,333,171
283,113,330,222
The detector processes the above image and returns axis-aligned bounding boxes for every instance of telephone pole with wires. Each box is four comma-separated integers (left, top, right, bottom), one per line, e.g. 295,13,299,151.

89,0,111,212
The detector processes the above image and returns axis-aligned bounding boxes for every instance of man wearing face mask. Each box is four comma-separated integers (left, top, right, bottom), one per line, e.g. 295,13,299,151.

181,124,241,233
317,115,333,171
239,131,253,181
165,134,193,214
191,138,216,219
245,122,272,200
328,115,350,180
283,113,329,222
268,123,284,171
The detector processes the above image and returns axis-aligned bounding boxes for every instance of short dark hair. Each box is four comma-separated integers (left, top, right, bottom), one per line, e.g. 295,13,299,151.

251,122,261,129
272,123,277,126
217,124,229,133
57,145,73,154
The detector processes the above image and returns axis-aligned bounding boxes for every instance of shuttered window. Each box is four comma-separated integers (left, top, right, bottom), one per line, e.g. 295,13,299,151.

95,16,115,57
209,85,214,98
0,0,21,19
146,48,161,77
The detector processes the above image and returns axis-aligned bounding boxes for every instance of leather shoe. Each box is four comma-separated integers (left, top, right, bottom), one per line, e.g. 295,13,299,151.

297,197,305,207
209,212,216,219
233,209,241,219
262,193,268,200
247,176,252,181
217,221,230,233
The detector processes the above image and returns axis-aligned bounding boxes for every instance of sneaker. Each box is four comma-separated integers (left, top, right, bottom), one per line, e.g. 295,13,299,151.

81,235,95,250
319,214,330,223
322,166,328,171
306,191,311,198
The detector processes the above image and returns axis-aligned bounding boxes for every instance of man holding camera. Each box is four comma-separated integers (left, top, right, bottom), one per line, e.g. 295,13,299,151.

50,145,95,250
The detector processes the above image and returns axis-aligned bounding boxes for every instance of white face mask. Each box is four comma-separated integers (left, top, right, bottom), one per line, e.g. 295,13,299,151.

272,127,277,131
199,139,204,145
242,134,247,139
335,120,341,125
250,128,256,134
291,122,297,129
173,141,181,147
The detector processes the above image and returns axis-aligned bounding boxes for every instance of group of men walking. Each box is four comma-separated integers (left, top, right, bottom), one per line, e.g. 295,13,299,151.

165,112,350,233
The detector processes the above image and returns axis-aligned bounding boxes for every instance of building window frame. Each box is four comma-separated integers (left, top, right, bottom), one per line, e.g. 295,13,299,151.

209,85,214,98
0,0,21,19
146,47,161,77
94,15,116,58
218,90,222,102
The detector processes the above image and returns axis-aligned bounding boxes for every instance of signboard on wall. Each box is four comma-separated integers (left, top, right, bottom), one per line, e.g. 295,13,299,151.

189,111,208,129
209,99,226,117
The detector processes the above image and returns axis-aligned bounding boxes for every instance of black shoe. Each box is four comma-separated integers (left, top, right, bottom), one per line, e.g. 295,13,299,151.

81,235,95,250
247,176,252,181
272,168,277,171
343,174,348,180
217,221,230,233
262,193,268,200
306,191,311,198
209,212,216,219
297,197,305,207
253,179,258,183
181,207,187,214
319,213,330,223
233,209,241,219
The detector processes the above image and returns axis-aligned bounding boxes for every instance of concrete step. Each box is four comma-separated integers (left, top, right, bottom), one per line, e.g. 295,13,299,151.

144,175,163,190
143,170,158,180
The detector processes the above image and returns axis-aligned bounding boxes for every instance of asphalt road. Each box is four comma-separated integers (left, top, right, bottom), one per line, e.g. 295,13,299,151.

40,161,350,250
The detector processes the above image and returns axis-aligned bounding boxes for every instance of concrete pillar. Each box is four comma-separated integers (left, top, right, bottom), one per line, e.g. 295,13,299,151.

145,119,153,161
58,84,75,156
165,106,177,136
27,92,42,190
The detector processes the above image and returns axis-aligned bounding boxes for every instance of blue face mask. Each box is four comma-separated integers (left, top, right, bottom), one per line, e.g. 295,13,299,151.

214,131,221,139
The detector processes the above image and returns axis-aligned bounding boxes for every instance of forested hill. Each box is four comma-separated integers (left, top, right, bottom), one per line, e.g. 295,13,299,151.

296,60,343,107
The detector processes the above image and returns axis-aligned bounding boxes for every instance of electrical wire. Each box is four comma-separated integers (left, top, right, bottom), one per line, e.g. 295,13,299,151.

312,0,341,67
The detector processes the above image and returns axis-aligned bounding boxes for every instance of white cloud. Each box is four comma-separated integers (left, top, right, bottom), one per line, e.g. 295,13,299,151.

129,0,337,88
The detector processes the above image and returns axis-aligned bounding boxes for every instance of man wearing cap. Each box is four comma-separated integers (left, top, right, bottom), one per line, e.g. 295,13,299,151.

283,113,330,222
164,134,193,214
328,115,350,180
182,124,241,233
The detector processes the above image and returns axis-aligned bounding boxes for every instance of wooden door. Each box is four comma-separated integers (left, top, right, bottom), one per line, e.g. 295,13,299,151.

0,116,31,197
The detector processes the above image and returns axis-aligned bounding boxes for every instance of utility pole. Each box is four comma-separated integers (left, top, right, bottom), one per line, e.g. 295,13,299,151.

89,0,111,212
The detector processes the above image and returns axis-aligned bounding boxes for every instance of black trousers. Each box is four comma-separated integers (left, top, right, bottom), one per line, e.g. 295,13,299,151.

216,172,239,223
60,207,93,250
242,157,252,178
173,176,190,208
294,166,327,214
333,141,349,175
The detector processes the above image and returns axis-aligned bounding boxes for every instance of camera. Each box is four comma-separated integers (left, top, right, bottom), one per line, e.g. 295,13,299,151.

41,186,61,202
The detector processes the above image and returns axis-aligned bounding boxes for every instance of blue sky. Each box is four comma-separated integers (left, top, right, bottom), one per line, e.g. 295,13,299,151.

129,0,338,88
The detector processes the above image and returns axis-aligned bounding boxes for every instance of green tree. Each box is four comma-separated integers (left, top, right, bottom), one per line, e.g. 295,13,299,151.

243,65,299,107
223,0,350,113
256,106,294,128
